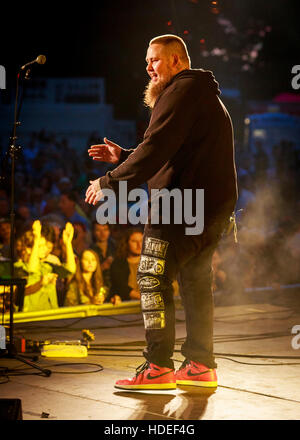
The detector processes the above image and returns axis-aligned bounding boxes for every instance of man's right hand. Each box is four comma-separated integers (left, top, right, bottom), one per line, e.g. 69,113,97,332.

88,137,122,164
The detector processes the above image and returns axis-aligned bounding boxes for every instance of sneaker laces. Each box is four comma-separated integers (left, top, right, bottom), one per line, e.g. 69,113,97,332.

179,359,190,370
135,361,150,377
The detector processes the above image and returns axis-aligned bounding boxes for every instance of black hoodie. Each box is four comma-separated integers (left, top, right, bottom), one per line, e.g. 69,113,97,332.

99,69,238,227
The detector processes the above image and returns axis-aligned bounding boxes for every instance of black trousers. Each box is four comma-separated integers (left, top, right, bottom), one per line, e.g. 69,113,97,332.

137,221,226,370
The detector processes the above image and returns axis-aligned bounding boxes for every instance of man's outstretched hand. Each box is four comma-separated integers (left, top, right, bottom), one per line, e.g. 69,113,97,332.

85,179,104,206
86,137,121,205
88,137,122,164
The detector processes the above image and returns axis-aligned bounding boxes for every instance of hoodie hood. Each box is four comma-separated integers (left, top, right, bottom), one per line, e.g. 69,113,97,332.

171,68,221,96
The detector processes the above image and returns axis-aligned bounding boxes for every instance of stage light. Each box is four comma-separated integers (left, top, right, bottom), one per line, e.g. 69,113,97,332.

210,0,220,14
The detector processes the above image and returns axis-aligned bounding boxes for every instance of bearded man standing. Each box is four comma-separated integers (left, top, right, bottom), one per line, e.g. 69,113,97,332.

86,35,238,390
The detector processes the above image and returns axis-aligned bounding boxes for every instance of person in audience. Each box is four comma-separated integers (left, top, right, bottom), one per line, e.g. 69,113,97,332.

14,220,76,312
14,222,58,311
0,217,11,259
72,222,91,256
108,228,143,305
91,222,116,289
59,190,90,230
16,204,32,224
38,222,76,274
58,177,72,194
40,217,64,259
39,221,77,306
64,249,106,306
30,188,47,218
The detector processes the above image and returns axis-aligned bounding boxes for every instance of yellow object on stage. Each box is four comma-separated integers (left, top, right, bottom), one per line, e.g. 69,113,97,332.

41,343,88,358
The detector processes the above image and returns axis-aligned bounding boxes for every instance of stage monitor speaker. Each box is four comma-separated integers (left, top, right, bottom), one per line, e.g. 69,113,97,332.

0,399,23,420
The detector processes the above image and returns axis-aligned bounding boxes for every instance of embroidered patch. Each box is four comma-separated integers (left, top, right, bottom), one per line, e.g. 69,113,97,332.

143,311,165,329
141,292,165,310
138,276,161,290
144,237,169,259
138,255,165,276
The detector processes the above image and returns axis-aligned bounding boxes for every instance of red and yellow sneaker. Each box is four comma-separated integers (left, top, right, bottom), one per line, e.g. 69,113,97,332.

115,361,176,390
175,359,218,387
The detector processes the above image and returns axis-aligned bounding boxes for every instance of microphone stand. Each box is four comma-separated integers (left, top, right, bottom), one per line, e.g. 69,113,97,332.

0,66,51,377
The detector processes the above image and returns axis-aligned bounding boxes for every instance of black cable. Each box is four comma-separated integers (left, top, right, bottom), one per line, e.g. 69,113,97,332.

88,331,289,347
212,333,291,344
213,312,297,324
89,352,144,358
177,330,292,344
215,356,300,366
88,350,300,367
16,320,144,334
3,372,46,377
90,347,142,352
99,316,143,324
15,317,92,331
112,332,300,352
89,344,300,361
213,331,289,338
0,362,104,378
90,340,145,347
176,308,299,324
214,352,300,360
32,362,104,374
16,315,143,332
87,345,300,365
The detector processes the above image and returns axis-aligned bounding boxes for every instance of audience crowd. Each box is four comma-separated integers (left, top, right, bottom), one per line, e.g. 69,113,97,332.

0,130,299,312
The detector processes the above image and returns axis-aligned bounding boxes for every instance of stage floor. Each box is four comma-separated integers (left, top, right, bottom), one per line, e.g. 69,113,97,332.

1,289,300,421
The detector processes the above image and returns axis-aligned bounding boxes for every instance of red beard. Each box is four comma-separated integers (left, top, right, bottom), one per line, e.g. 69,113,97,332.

143,74,173,109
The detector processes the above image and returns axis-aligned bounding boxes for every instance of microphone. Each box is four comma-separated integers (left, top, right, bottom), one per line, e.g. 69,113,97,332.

21,55,46,70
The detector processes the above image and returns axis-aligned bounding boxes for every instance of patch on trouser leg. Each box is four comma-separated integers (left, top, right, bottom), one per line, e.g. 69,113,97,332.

138,255,165,276
143,237,169,259
138,276,161,290
143,311,165,329
141,292,165,310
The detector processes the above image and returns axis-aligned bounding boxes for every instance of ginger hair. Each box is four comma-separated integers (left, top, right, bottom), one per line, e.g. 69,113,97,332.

149,34,191,69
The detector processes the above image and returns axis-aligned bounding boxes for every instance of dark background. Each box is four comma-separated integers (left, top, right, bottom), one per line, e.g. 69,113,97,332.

1,0,300,119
